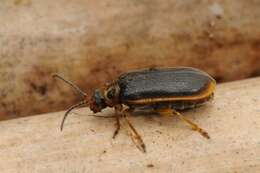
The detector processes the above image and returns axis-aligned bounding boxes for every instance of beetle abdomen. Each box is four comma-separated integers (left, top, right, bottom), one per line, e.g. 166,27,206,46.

118,67,215,105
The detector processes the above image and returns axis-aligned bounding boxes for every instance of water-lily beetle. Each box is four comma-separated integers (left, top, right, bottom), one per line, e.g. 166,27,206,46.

53,67,216,152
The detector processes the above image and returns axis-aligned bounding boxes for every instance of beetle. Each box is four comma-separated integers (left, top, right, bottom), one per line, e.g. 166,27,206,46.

53,67,216,152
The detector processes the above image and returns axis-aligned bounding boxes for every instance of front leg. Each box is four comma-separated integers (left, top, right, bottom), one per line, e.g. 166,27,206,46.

112,105,123,139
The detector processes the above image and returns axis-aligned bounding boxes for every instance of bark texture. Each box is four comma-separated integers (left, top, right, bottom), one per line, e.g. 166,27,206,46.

0,0,260,119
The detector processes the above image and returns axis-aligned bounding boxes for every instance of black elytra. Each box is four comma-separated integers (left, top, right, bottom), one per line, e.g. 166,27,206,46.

117,67,215,110
119,67,213,99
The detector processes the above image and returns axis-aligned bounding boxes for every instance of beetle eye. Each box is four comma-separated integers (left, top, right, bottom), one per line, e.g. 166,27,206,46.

107,88,116,99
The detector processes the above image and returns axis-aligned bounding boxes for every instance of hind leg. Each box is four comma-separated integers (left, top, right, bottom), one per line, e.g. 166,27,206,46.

172,109,210,139
155,107,210,139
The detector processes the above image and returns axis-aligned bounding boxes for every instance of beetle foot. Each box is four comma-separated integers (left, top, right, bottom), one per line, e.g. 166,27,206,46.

112,126,120,139
197,128,210,139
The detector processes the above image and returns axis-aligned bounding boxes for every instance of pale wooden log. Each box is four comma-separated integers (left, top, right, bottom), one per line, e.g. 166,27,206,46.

0,77,259,173
0,0,260,119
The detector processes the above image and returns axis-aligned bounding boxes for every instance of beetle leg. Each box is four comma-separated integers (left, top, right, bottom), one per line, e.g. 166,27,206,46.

172,109,210,139
112,115,120,139
123,108,146,153
112,106,122,139
72,112,116,118
88,114,116,118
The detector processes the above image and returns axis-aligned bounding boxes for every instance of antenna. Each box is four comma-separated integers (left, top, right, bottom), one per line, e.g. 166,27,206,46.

60,100,87,131
52,73,87,98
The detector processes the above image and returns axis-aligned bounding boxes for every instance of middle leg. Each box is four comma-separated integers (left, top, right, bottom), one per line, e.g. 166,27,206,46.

123,108,146,153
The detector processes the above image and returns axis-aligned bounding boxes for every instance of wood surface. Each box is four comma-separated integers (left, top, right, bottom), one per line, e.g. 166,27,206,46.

0,77,260,173
1,0,260,119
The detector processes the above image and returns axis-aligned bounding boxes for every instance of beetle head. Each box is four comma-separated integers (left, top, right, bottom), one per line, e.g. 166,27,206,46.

89,89,107,113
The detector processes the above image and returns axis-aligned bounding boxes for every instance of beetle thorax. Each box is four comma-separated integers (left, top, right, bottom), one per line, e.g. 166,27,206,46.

89,84,120,113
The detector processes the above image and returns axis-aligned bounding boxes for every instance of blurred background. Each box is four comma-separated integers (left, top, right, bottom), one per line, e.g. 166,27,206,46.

0,0,259,120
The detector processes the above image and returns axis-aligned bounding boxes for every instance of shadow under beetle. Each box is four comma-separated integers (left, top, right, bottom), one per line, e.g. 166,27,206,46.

53,67,216,152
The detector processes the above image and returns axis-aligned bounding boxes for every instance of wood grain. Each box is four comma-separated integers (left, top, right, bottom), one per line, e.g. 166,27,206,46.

0,77,260,172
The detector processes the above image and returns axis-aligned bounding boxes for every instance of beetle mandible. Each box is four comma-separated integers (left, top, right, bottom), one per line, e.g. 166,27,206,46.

53,67,216,152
